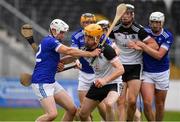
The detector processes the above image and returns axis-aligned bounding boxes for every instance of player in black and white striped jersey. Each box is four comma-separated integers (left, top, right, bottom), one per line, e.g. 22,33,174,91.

109,4,159,121
79,24,124,121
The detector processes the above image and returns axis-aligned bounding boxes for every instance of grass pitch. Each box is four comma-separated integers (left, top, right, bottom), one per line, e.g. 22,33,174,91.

0,108,180,121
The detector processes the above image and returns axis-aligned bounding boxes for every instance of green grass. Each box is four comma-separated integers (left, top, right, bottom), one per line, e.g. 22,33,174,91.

0,108,180,121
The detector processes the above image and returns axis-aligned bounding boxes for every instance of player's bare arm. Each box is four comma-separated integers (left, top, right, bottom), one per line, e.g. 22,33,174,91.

95,58,124,88
60,55,77,64
144,37,159,50
57,44,101,58
136,40,168,60
128,37,159,51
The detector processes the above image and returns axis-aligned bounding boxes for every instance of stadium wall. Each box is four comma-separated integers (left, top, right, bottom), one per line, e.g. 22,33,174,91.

0,78,180,111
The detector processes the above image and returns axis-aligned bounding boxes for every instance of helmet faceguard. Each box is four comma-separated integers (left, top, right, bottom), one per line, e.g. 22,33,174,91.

149,12,165,23
149,12,165,33
121,4,135,26
80,13,96,27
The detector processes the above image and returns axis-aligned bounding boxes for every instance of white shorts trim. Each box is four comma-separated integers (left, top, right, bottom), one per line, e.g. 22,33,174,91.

142,70,170,90
31,81,65,100
78,71,95,91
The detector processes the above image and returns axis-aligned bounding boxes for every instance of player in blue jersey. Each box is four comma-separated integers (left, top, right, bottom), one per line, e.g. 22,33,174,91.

135,12,174,121
31,19,101,122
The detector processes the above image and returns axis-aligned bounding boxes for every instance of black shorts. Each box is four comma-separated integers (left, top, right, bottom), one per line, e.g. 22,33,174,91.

122,64,142,82
86,83,120,102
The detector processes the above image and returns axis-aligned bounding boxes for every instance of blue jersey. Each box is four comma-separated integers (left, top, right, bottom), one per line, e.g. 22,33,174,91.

143,28,173,73
71,28,112,74
32,35,61,83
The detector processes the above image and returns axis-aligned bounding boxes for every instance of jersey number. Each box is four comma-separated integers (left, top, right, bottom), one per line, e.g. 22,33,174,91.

36,44,42,62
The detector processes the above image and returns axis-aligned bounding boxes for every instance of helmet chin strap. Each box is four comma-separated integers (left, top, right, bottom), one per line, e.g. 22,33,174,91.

94,37,97,43
50,28,59,38
50,29,55,38
94,36,101,49
86,36,99,50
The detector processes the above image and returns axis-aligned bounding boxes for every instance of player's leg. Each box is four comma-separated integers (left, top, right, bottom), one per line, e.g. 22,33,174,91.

31,83,58,121
79,88,106,121
77,72,94,106
78,91,87,103
37,96,58,121
78,80,93,121
79,97,99,121
54,91,77,121
54,82,77,121
78,91,92,121
117,82,127,121
97,101,106,120
141,74,155,121
104,90,119,121
134,108,142,122
134,94,143,122
123,64,142,121
155,89,167,121
78,72,106,121
154,70,169,121
126,79,141,121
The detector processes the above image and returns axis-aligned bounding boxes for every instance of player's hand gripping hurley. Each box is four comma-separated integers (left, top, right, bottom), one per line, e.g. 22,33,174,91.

21,24,38,53
91,3,127,65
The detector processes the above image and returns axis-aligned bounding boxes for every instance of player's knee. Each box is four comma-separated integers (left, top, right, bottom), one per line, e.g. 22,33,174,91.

79,109,89,120
156,102,164,109
67,105,77,116
144,100,153,109
118,96,126,104
128,101,136,111
79,113,87,121
128,99,136,107
104,101,114,110
117,102,126,110
48,111,58,120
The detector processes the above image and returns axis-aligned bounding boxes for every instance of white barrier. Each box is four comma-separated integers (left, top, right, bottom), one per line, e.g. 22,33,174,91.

166,80,180,111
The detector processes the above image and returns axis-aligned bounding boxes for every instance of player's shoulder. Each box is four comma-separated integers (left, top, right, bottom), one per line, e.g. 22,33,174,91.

100,34,112,45
162,28,173,39
103,43,113,50
102,43,116,60
112,22,123,32
42,35,53,43
42,35,60,45
72,28,84,39
144,26,151,33
131,22,145,32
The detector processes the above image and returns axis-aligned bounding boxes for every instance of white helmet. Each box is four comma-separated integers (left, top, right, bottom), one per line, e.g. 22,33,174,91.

50,19,69,34
96,20,110,29
149,12,165,23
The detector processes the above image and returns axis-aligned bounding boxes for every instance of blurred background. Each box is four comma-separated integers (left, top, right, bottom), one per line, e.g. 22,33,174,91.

0,0,180,121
